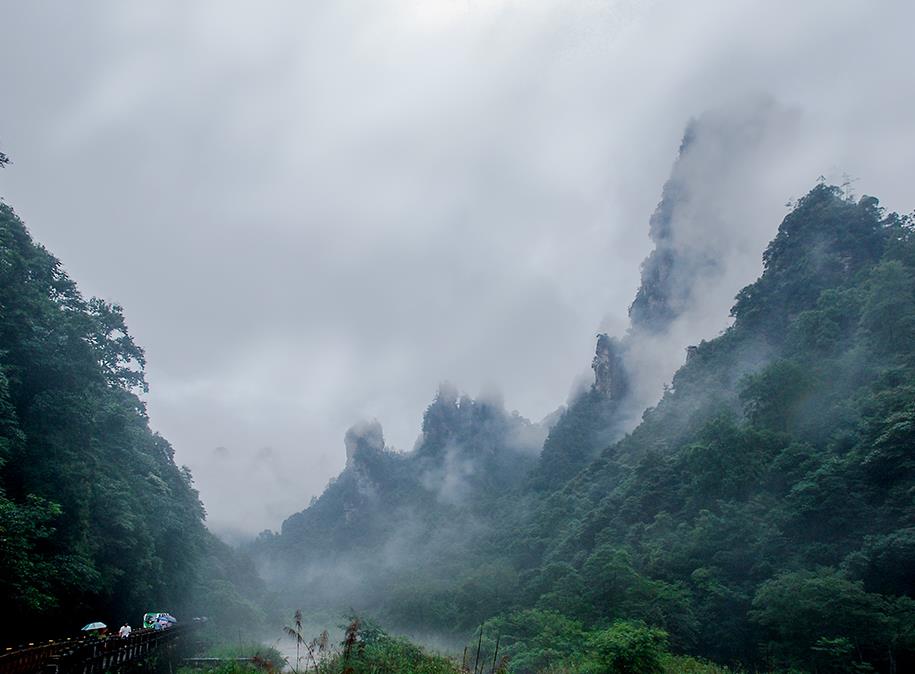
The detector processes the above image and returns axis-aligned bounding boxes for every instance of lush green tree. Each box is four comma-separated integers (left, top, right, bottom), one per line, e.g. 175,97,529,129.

485,610,588,674
586,620,668,674
739,360,812,433
860,261,915,355
750,569,912,672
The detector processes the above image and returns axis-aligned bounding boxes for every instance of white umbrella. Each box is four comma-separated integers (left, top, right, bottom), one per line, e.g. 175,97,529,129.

81,622,107,631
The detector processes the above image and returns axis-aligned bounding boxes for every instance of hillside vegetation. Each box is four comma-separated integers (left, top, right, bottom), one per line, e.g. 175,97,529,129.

0,201,263,640
506,185,915,672
259,185,915,673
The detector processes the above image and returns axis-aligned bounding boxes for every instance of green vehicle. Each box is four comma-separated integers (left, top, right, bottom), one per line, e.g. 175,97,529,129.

142,612,177,630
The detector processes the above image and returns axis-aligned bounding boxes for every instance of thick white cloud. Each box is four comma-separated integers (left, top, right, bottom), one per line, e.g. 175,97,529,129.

1,0,913,538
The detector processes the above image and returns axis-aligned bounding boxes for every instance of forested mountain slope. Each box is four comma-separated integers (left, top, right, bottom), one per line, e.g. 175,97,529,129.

260,184,915,673
0,198,262,639
506,185,915,672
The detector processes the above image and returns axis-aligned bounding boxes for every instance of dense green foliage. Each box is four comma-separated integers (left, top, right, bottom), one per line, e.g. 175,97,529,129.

0,202,262,639
504,186,915,672
460,610,754,674
262,186,915,673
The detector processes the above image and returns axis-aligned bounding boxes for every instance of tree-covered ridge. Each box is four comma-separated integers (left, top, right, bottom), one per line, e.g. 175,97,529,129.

0,203,261,638
508,185,915,672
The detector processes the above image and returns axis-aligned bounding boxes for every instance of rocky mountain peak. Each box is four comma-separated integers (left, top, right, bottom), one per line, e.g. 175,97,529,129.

591,333,627,400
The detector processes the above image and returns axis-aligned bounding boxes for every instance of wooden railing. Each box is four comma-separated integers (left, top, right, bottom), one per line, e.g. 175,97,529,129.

0,626,190,674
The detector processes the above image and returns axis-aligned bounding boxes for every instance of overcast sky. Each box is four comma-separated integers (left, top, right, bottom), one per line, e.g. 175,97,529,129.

1,1,913,539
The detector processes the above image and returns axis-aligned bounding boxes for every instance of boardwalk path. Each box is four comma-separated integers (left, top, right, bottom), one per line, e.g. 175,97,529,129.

0,626,192,674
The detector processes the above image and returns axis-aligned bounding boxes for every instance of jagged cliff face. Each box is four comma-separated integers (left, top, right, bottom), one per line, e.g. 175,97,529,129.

628,102,796,337
628,176,691,333
530,334,628,490
627,123,724,334
591,333,627,399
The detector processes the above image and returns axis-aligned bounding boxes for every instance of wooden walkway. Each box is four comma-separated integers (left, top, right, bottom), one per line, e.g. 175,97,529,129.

0,626,190,674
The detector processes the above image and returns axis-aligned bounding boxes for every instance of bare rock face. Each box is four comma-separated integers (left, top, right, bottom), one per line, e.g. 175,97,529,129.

592,333,627,400
629,99,793,336
344,419,385,465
